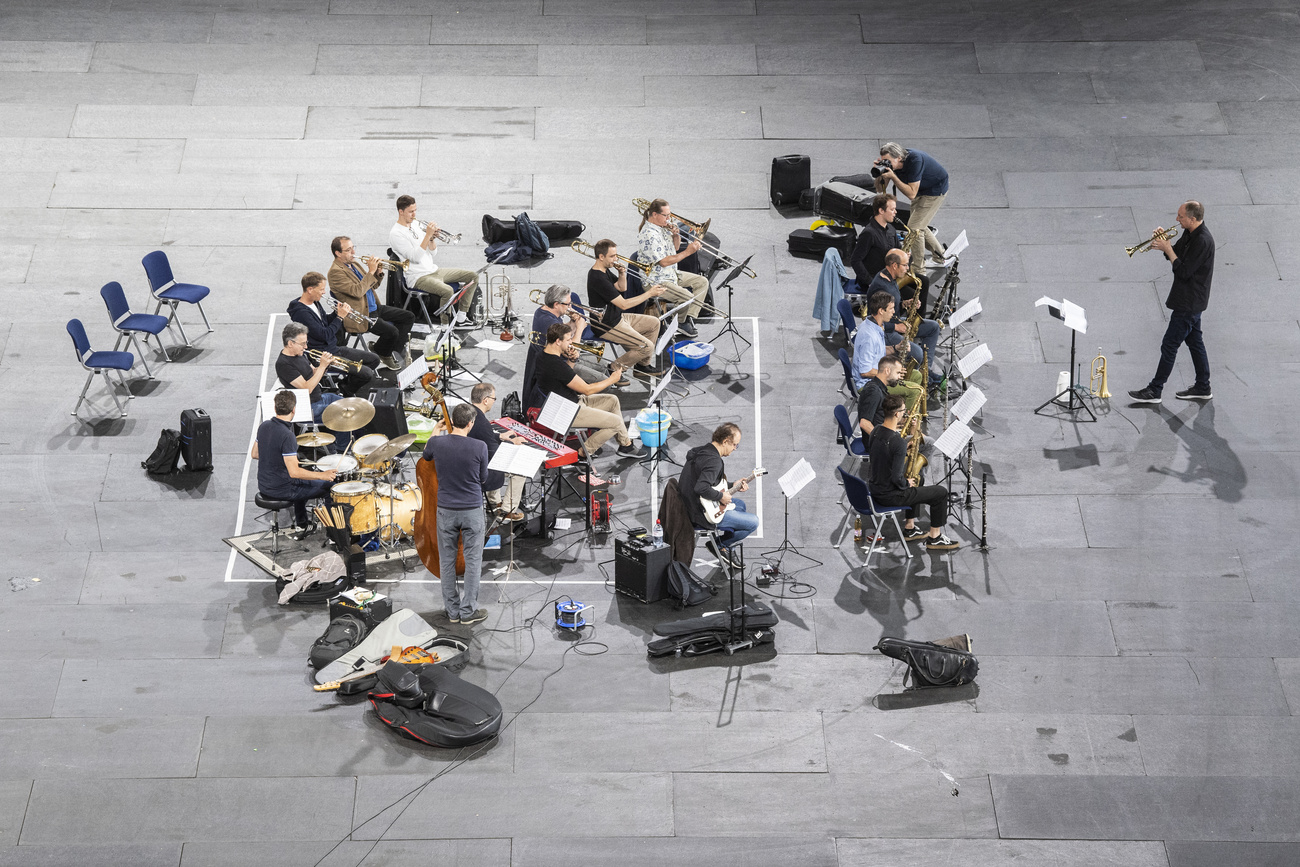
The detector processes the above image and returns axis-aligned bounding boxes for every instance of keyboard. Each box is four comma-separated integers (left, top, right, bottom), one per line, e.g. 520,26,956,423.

493,417,579,468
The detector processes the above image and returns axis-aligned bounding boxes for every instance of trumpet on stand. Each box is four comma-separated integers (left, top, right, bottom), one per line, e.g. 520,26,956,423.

1090,348,1110,398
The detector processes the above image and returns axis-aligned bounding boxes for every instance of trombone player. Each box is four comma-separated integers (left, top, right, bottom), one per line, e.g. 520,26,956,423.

327,235,415,370
1128,201,1214,404
389,194,478,326
637,198,709,339
586,238,665,376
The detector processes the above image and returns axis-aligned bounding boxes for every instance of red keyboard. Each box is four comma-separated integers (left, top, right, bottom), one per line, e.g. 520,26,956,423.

494,417,579,468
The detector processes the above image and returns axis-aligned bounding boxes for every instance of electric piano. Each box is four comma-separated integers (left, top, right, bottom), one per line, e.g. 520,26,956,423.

493,417,578,468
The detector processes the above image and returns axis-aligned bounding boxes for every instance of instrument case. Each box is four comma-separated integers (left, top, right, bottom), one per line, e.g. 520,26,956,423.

770,154,811,206
179,408,212,471
482,215,585,244
813,181,874,225
787,225,856,261
369,660,502,748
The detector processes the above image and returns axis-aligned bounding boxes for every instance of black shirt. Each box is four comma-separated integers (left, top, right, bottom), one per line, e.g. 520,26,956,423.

275,352,322,402
586,267,622,330
256,417,298,493
850,219,895,285
535,351,581,402
1166,222,1214,313
468,407,505,491
856,377,890,429
679,443,726,528
867,425,908,495
287,299,343,352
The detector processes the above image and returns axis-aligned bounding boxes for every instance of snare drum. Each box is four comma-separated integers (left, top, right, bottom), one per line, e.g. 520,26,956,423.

351,433,389,461
374,483,423,542
316,453,359,481
330,481,379,534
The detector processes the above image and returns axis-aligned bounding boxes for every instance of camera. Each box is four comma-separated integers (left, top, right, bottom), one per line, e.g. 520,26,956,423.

870,159,892,179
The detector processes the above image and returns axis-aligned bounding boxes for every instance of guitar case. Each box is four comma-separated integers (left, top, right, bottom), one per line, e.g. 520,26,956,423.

336,635,468,696
369,660,503,748
647,602,778,658
313,608,437,686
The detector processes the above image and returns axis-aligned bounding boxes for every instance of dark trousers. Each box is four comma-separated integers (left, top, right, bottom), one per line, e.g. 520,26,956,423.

262,478,332,525
328,343,381,397
1149,310,1209,395
366,304,415,357
872,483,949,528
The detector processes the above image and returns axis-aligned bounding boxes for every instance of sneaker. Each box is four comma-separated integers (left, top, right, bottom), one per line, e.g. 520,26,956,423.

503,510,525,522
446,612,460,624
459,608,488,625
617,442,648,458
288,520,317,541
1128,387,1161,404
635,362,666,376
717,547,742,569
925,533,960,551
385,352,405,370
677,318,698,339
903,527,927,542
1175,386,1212,401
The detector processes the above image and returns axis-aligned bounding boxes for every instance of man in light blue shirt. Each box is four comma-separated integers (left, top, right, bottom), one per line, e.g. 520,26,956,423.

851,291,897,382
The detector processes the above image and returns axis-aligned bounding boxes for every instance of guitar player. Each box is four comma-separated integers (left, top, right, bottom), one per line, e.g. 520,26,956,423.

679,422,759,567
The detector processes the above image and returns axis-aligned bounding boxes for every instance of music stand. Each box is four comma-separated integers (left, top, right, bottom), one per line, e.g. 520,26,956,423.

708,255,753,364
641,365,681,474
761,458,822,570
1033,297,1095,422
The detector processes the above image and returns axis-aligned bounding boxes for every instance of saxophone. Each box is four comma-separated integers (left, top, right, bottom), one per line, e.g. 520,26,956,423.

897,225,920,293
903,351,929,485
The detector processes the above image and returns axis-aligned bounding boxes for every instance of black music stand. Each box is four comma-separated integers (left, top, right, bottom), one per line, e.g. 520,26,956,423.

760,459,822,571
708,255,753,364
1033,299,1095,422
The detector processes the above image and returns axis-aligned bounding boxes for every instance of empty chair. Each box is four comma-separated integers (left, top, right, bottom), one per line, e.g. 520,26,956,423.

836,466,912,565
67,318,135,419
833,404,866,456
100,280,170,379
838,348,859,398
141,250,213,346
836,297,858,345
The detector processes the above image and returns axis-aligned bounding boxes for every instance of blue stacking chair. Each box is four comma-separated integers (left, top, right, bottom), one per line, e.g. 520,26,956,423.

100,281,170,379
835,467,912,564
67,319,135,419
838,348,859,398
141,250,213,346
836,297,858,345
834,404,866,456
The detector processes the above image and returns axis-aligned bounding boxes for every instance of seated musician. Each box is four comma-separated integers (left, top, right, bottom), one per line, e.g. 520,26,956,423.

421,402,490,626
388,194,478,326
867,396,958,550
679,422,757,567
857,355,904,438
287,272,379,397
851,291,901,382
869,250,942,388
327,235,415,371
637,198,709,339
468,382,528,522
536,322,647,461
849,193,929,311
531,284,608,382
251,389,337,539
273,322,351,453
587,239,665,376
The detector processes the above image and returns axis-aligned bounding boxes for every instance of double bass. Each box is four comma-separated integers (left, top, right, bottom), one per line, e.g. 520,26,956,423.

412,380,465,578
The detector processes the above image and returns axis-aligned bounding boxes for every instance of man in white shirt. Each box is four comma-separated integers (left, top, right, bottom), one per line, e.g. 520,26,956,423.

388,194,479,326
636,197,709,339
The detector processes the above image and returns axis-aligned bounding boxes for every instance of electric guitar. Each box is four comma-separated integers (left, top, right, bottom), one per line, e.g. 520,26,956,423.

699,468,767,524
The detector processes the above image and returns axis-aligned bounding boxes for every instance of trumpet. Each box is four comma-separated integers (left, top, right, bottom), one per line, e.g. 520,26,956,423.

569,239,652,275
320,293,376,327
307,348,363,372
527,329,606,361
1125,226,1178,257
358,254,409,271
1090,348,1111,399
632,197,757,279
414,219,460,245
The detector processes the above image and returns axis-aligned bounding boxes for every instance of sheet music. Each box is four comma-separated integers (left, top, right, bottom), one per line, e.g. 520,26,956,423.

647,367,675,405
655,315,679,355
537,393,579,434
947,296,981,329
957,343,992,378
1061,299,1087,333
934,420,973,460
1035,295,1064,321
944,229,969,260
778,458,816,499
487,443,548,478
952,385,986,422
396,354,429,390
261,389,312,423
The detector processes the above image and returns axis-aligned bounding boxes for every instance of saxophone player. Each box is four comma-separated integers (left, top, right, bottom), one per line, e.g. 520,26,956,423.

869,249,943,390
867,396,959,550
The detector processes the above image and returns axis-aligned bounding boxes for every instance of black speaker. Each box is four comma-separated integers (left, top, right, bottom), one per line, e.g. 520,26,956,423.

614,538,671,604
361,386,408,441
179,408,212,471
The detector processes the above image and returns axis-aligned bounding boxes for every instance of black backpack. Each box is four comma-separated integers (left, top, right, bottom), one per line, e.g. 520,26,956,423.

500,391,524,424
142,428,182,476
874,636,980,689
667,561,716,608
308,614,367,669
514,212,550,256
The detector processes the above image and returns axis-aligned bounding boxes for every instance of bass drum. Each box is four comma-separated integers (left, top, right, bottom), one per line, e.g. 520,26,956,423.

374,483,422,543
331,481,378,534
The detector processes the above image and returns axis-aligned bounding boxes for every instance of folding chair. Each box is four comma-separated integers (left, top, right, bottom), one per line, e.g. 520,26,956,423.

67,319,135,419
833,405,866,456
141,250,212,346
835,467,912,565
838,348,859,398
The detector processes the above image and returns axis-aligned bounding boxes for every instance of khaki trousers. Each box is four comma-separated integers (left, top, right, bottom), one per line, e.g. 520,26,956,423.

905,194,947,272
598,312,659,369
573,393,631,455
657,271,709,319
414,267,478,319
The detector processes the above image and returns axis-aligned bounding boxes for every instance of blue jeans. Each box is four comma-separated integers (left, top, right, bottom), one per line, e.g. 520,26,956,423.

311,393,351,453
1149,310,1209,395
885,319,942,384
717,499,759,549
437,506,485,620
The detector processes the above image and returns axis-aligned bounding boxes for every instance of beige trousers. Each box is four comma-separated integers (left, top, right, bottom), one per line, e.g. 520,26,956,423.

572,393,631,455
905,194,947,273
598,312,660,369
657,271,709,319
414,267,478,318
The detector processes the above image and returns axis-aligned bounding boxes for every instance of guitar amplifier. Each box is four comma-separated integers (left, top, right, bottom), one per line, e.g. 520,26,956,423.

614,538,671,604
361,386,409,441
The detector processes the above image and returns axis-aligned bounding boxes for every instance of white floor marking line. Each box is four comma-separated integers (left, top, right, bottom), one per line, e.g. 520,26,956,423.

873,733,958,783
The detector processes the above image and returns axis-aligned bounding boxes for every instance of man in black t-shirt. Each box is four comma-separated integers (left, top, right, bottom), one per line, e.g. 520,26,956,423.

849,193,929,310
856,355,904,437
251,390,337,534
586,238,665,374
536,322,646,460
273,322,350,452
867,396,958,551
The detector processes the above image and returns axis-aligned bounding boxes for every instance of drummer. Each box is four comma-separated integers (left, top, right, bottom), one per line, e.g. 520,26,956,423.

275,322,351,453
252,390,336,538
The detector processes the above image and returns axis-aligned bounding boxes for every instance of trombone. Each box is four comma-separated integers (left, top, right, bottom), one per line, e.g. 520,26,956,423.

526,329,606,362
632,197,757,279
320,293,376,327
1125,226,1178,257
414,219,461,245
307,349,364,372
569,239,652,275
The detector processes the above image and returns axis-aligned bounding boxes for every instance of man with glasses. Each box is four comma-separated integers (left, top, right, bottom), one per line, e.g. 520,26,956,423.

531,283,607,381
637,197,710,339
273,322,351,452
327,235,415,370
467,382,529,522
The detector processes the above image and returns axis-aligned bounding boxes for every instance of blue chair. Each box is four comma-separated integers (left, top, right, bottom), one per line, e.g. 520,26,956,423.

67,319,135,419
141,250,212,346
834,405,866,456
838,348,859,398
100,281,170,379
836,298,858,345
570,291,626,368
835,467,912,564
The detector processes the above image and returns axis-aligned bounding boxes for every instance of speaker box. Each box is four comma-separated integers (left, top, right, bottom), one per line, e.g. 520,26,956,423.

361,386,408,441
614,538,671,604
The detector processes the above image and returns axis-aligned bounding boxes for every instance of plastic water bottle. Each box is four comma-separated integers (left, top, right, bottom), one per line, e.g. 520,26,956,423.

853,516,863,543
652,519,663,545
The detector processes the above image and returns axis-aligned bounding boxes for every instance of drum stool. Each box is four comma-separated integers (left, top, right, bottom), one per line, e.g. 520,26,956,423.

255,493,296,555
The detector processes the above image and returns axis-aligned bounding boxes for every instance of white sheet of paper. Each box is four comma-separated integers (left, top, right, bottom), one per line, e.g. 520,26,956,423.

934,420,973,460
947,295,982,329
261,389,312,424
487,443,548,478
647,366,675,405
1061,299,1087,333
952,385,987,422
957,343,992,378
778,458,816,499
944,229,969,259
396,354,429,390
537,393,579,434
1035,296,1062,320
655,315,679,355
473,338,515,352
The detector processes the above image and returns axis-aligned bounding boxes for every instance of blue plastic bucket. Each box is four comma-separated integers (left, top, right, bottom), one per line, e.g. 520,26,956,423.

671,340,714,370
635,408,672,448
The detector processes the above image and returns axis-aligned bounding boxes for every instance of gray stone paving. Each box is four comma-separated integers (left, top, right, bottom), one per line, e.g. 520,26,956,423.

1,0,1297,864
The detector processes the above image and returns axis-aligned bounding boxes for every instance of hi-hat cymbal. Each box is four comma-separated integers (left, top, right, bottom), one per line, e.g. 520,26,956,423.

296,431,335,448
321,397,375,432
361,432,418,465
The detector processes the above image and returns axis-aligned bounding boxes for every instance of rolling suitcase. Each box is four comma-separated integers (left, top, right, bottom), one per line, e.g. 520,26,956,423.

813,181,874,225
179,408,212,471
787,225,856,261
770,154,811,207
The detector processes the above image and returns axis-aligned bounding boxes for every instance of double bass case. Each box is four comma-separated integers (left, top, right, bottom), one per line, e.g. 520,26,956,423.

369,660,502,748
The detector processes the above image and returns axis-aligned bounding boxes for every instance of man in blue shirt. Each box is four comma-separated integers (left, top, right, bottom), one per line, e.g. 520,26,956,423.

251,390,336,536
851,291,895,382
873,142,950,281
422,402,491,625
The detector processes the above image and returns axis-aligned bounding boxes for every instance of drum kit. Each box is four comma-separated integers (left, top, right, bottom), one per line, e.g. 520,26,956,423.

305,396,422,545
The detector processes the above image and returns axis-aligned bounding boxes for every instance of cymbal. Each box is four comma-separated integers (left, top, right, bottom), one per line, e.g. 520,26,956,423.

296,431,335,448
320,397,375,432
361,432,418,465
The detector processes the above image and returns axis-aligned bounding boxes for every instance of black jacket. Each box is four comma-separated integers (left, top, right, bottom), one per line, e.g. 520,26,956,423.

678,443,726,529
658,478,697,565
287,299,344,352
1166,222,1214,313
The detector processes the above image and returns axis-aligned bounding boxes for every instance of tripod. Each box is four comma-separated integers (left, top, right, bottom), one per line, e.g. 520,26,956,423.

1034,325,1095,422
708,256,753,364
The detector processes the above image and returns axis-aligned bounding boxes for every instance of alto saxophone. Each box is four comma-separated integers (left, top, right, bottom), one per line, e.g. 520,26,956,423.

903,351,929,485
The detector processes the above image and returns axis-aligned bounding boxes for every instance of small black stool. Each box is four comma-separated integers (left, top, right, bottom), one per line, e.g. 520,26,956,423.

255,493,296,555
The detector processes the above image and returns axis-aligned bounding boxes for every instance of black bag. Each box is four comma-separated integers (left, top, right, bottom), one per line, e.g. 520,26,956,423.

500,391,524,424
797,188,815,211
142,428,182,476
514,212,550,256
180,408,212,472
482,214,585,244
874,636,979,689
770,154,811,206
666,561,716,608
384,248,405,307
787,225,856,260
274,574,351,606
308,614,367,669
647,602,778,658
369,661,503,748
484,240,531,265
814,181,874,225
